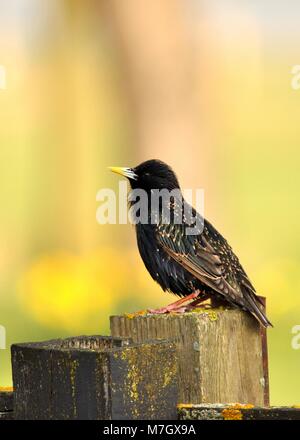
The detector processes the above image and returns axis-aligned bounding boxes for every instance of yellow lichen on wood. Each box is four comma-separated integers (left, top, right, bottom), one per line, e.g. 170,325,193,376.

0,386,13,392
125,310,147,319
113,343,177,419
230,403,254,409
207,310,218,321
177,403,193,409
222,403,254,420
190,307,218,321
222,408,243,420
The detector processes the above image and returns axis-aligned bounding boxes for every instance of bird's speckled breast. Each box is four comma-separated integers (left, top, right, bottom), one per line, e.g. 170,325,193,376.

135,223,200,297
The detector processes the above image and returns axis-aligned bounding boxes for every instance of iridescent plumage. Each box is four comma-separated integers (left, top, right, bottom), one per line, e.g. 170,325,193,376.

111,159,272,327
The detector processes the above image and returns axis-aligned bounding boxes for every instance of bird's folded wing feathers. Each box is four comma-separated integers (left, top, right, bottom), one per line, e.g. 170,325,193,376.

156,222,243,303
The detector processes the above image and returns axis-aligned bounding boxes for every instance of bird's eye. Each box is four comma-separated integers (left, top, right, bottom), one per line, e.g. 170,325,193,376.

144,172,150,176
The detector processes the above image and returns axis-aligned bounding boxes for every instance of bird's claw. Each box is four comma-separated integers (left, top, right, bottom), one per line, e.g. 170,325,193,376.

147,291,211,315
148,305,188,314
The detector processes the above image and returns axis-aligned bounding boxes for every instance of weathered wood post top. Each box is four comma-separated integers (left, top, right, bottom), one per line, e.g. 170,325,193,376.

11,335,178,420
110,307,269,406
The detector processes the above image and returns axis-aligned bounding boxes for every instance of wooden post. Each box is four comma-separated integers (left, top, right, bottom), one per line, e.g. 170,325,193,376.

0,388,14,420
110,308,269,406
11,335,178,420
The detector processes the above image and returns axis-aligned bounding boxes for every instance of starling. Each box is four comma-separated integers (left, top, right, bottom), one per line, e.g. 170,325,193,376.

110,159,272,327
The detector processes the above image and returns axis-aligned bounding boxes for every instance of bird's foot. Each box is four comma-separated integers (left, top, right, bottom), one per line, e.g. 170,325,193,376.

148,291,201,315
183,294,210,311
147,304,187,314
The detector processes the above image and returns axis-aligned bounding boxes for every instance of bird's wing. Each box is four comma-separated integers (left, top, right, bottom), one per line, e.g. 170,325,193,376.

156,220,244,305
155,198,271,326
157,219,272,327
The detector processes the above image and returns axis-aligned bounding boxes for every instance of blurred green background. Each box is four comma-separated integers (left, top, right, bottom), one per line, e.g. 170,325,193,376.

0,0,299,405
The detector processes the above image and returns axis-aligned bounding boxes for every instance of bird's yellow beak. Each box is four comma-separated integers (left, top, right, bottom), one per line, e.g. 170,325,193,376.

109,167,138,180
109,167,127,177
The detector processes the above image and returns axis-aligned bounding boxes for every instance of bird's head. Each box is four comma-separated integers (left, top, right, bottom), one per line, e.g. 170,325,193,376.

109,159,180,192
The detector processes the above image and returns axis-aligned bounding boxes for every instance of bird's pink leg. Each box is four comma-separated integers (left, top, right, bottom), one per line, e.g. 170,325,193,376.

148,291,201,314
184,294,210,311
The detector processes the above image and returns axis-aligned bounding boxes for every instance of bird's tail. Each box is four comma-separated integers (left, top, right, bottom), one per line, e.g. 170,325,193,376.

244,292,273,328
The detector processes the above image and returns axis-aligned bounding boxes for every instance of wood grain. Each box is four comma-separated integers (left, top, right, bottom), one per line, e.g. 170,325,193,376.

110,308,269,406
11,335,178,420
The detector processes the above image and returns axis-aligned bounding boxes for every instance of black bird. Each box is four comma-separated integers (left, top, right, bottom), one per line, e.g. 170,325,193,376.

110,159,272,327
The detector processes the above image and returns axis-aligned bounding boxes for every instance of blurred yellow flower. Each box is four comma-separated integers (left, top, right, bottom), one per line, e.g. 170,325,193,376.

17,248,170,332
18,250,118,332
